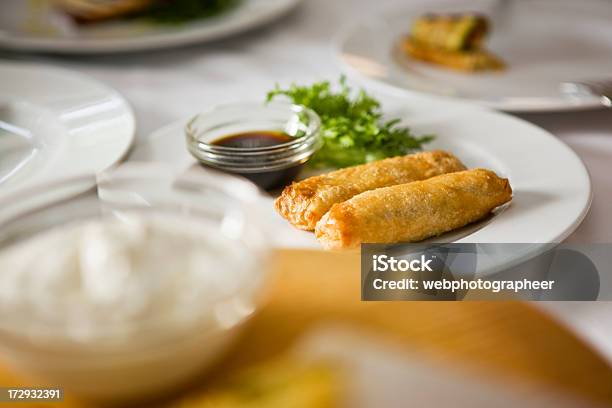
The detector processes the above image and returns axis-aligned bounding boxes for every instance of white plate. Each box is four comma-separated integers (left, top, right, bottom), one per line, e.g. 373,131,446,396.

0,62,135,195
0,0,301,54
336,0,612,112
131,95,592,267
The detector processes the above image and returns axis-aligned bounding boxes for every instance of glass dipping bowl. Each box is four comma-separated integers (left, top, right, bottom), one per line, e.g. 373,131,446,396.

0,163,269,402
185,102,321,190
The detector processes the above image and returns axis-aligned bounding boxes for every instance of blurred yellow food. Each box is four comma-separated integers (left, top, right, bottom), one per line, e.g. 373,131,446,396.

403,38,505,72
411,14,488,52
175,360,339,408
404,13,505,72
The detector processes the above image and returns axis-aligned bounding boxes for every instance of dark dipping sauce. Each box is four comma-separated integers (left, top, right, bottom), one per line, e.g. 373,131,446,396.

209,131,304,191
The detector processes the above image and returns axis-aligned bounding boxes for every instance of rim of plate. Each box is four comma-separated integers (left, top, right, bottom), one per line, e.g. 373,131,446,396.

0,61,135,192
0,0,302,54
333,2,608,113
452,107,593,275
453,107,593,244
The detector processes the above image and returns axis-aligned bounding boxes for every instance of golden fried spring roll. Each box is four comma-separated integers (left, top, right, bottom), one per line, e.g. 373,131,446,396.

402,38,505,72
411,14,489,52
275,150,466,231
315,168,512,250
403,13,505,72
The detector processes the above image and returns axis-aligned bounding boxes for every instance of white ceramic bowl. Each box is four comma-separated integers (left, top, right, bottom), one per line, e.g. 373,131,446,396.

0,163,269,401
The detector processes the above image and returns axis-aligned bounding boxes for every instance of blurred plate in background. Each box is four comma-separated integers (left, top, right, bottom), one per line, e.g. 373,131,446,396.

337,0,612,112
0,62,134,195
0,0,302,54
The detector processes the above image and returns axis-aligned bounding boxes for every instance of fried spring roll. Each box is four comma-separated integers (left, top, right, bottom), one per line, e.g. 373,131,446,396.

54,0,155,23
275,151,466,231
402,38,505,72
315,169,512,250
410,14,489,52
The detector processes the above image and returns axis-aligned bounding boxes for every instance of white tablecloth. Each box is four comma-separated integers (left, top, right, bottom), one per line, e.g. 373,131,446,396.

3,0,612,360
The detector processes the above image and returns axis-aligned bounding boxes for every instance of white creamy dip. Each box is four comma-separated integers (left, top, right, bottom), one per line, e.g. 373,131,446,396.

0,213,260,344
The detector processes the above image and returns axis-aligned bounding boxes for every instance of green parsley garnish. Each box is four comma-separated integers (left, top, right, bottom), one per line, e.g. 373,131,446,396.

266,77,434,168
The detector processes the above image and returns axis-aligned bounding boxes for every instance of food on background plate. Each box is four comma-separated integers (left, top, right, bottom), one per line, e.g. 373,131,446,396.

267,77,434,169
275,150,466,231
401,14,505,72
53,0,154,22
411,13,489,52
53,0,240,24
315,169,512,250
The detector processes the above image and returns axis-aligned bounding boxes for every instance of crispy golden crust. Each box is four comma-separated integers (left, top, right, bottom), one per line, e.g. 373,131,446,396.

315,168,512,250
411,14,489,52
274,150,466,231
402,37,505,72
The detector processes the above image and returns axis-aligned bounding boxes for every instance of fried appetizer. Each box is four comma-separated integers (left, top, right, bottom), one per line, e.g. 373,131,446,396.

315,168,512,250
402,39,505,72
411,14,489,52
275,150,466,231
54,0,155,23
402,13,505,72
